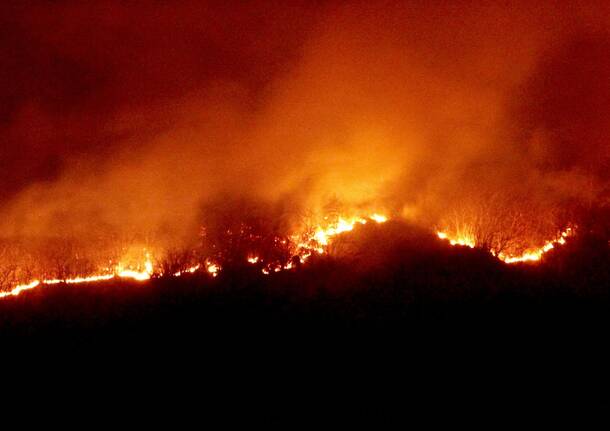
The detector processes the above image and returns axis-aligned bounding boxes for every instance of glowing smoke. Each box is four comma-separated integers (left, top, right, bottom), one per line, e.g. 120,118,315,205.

0,1,608,281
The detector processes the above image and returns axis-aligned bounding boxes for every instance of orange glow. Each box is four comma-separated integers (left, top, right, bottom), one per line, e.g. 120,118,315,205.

312,216,366,246
173,264,201,277
0,251,213,299
0,256,153,299
0,280,41,299
115,254,154,281
370,214,388,223
497,228,573,263
206,262,220,277
0,211,576,299
436,231,476,248
294,213,386,257
437,227,574,263
255,213,390,275
46,274,115,285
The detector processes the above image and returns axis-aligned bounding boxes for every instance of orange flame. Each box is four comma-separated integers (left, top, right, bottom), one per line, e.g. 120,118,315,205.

263,213,389,275
436,227,574,263
0,256,153,299
0,252,220,299
0,212,575,299
206,262,220,277
497,228,572,263
436,231,476,248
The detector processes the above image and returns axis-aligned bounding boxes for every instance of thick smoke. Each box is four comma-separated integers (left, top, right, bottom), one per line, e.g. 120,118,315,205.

0,1,608,257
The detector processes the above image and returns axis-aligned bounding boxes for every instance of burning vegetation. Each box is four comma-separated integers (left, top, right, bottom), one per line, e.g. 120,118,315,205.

0,2,609,303
0,195,585,299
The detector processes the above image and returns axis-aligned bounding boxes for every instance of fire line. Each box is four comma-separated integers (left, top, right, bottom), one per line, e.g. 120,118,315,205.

0,213,574,300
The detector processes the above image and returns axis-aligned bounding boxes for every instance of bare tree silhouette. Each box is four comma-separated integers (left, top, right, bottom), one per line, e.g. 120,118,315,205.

441,191,561,256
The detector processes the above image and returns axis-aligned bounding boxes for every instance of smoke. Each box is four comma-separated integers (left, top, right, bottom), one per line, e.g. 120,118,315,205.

0,1,608,255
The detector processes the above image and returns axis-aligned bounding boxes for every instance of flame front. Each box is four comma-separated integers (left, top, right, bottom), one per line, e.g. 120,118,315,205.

497,228,572,263
436,227,574,264
0,210,575,300
436,231,476,248
0,251,218,299
251,213,388,274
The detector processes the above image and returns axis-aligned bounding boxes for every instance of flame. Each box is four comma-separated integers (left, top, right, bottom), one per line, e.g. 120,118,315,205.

115,254,154,281
295,214,387,256
436,231,476,248
173,264,201,277
116,269,151,281
0,211,576,299
46,274,115,285
206,262,220,277
0,255,153,299
437,227,573,263
0,252,217,299
497,228,572,263
258,213,390,275
370,214,388,223
312,216,366,245
0,280,41,299
248,213,389,275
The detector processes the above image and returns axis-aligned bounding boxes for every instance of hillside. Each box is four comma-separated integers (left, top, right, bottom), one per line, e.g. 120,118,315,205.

1,222,607,347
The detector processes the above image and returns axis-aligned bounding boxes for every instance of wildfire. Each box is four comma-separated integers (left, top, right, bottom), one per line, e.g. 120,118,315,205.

370,214,388,223
436,231,476,248
242,213,389,275
173,264,201,277
260,213,389,274
306,214,386,249
0,280,41,299
497,228,573,263
0,209,576,300
0,256,153,299
0,252,218,299
206,262,220,277
436,227,574,264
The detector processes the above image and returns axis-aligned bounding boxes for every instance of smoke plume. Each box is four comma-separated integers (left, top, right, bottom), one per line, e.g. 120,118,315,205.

1,1,608,258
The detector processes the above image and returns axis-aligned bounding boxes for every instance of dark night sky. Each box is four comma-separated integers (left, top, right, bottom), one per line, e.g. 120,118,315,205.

0,1,320,198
